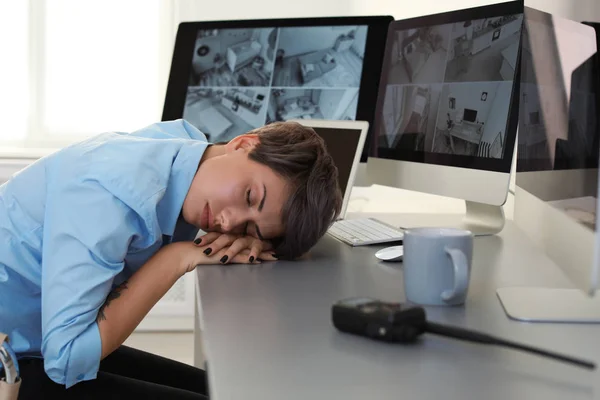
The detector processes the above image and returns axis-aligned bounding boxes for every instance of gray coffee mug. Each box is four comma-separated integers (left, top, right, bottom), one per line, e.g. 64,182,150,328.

403,227,473,306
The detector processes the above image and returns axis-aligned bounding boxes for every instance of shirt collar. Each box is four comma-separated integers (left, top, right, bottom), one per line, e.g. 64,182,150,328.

156,141,208,237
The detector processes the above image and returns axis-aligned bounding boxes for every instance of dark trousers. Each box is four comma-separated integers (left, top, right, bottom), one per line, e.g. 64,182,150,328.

17,345,208,399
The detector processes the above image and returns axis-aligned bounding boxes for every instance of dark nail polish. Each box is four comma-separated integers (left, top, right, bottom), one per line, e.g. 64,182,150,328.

220,255,229,264
257,258,263,262
204,248,212,255
194,238,202,245
249,256,255,263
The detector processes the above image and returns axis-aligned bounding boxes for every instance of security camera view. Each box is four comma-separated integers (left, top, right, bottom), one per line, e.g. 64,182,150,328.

375,14,523,159
183,26,368,142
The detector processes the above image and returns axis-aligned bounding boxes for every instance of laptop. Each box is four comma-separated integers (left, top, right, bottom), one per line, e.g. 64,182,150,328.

290,119,405,246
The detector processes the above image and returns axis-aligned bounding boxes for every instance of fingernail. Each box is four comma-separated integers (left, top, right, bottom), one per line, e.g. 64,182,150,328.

271,253,279,259
220,255,229,264
204,248,212,255
249,256,255,263
194,238,202,245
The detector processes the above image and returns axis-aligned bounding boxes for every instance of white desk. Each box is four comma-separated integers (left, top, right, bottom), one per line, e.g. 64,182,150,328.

194,213,600,400
449,121,483,144
345,184,514,220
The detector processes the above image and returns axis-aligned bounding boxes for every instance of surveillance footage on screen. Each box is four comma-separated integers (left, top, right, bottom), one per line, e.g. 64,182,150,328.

183,25,368,143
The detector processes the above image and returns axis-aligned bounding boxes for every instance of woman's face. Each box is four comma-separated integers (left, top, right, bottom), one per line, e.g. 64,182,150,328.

182,135,289,241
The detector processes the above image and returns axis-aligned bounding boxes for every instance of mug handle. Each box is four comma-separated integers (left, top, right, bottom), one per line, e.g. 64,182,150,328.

441,247,469,303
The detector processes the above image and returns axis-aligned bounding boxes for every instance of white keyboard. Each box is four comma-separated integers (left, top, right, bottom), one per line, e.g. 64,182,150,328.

327,218,405,246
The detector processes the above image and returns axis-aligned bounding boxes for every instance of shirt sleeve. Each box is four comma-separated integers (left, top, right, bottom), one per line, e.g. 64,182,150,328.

40,177,148,388
129,119,208,141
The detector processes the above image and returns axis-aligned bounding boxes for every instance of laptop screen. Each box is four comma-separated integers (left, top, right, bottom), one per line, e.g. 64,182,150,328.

311,127,363,197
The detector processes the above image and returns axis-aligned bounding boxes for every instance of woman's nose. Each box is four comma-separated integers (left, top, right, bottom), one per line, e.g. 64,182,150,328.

220,210,245,233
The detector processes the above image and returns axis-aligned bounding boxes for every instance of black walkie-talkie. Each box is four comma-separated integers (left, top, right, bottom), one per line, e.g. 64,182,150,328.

332,297,596,370
332,297,427,343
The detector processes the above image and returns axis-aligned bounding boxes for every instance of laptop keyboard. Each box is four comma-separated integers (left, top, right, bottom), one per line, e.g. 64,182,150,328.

327,218,405,246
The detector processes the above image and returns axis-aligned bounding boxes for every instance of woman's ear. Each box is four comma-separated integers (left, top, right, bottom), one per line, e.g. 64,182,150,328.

225,134,260,152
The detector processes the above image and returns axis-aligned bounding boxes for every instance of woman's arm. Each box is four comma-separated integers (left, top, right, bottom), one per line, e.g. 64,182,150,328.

40,181,146,387
96,241,276,359
96,244,185,359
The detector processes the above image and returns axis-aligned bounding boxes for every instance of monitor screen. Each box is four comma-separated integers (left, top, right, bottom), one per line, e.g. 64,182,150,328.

370,2,524,172
516,7,599,230
463,108,477,122
311,127,363,196
162,16,393,160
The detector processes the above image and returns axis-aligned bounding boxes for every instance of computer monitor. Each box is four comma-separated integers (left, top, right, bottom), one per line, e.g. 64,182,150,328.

583,21,600,140
366,2,524,235
463,108,477,123
162,16,392,165
497,7,600,323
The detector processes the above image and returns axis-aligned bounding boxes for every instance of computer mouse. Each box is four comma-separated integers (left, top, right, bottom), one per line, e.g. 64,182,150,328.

374,245,404,262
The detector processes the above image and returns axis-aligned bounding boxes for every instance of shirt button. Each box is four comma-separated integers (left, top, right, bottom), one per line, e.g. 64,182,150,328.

76,374,85,381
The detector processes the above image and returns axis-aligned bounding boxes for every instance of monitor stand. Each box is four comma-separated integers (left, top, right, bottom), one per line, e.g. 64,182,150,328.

461,200,505,236
496,287,600,323
395,200,505,236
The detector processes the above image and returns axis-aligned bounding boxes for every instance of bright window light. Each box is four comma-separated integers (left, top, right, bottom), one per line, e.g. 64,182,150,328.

0,2,29,141
44,0,161,137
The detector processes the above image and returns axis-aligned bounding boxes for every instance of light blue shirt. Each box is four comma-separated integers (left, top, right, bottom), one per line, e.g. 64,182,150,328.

0,119,208,388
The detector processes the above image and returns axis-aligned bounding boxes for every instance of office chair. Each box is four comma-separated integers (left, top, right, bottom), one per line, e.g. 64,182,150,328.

0,333,20,400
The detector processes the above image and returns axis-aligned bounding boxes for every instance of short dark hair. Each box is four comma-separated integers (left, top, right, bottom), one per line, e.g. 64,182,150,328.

246,121,342,260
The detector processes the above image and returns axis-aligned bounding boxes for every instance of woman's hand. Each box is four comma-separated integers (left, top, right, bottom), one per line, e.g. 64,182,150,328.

193,232,276,265
171,241,277,275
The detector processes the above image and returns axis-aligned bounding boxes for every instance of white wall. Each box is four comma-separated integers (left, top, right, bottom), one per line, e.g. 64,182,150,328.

318,89,346,119
174,0,357,22
525,0,599,21
352,0,600,22
353,0,505,19
333,89,359,119
341,90,359,119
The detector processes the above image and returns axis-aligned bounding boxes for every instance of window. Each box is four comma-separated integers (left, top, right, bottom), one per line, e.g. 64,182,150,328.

1,0,359,153
1,0,169,150
0,2,29,142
